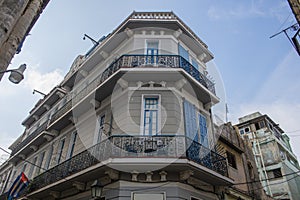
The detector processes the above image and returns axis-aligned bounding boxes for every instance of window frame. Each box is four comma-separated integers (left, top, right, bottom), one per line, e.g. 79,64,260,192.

45,145,53,170
28,156,38,179
35,151,45,175
56,137,66,164
131,192,166,200
93,114,106,145
140,94,161,136
66,131,77,159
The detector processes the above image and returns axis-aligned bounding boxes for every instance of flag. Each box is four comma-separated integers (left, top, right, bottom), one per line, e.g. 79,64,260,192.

7,172,29,200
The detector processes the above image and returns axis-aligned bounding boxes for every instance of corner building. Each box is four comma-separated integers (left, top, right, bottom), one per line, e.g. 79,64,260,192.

1,12,234,200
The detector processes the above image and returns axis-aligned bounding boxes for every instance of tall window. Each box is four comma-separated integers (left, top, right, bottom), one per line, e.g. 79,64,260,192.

66,132,77,159
56,138,65,164
28,157,37,179
142,97,159,136
95,115,105,144
191,59,199,70
183,100,198,141
198,113,208,148
45,145,53,170
35,151,45,175
147,41,158,64
178,43,189,62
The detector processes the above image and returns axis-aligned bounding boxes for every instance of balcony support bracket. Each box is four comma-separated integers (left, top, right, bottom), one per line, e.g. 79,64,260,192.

72,181,86,191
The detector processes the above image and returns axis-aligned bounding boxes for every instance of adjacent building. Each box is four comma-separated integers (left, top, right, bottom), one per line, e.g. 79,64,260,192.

216,122,273,200
236,112,300,200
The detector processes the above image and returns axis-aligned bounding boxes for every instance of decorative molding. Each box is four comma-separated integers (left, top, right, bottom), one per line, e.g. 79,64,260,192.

204,102,213,110
33,115,39,121
30,145,38,152
137,81,143,87
131,170,139,181
160,81,166,87
56,91,65,98
72,181,85,191
43,131,58,141
148,81,155,87
105,169,119,180
90,99,101,109
18,154,26,160
173,29,182,38
49,191,61,199
118,78,128,89
69,116,78,124
159,171,167,181
198,53,207,62
43,104,50,110
175,79,187,90
145,171,153,182
125,28,134,37
179,170,193,181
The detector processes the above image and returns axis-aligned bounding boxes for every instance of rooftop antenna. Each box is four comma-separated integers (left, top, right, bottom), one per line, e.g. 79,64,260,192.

83,34,99,45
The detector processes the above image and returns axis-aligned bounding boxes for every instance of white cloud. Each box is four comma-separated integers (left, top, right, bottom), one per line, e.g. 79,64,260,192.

24,68,64,94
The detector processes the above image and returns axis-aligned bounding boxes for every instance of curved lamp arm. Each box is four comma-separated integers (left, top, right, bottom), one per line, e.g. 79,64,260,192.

0,64,26,84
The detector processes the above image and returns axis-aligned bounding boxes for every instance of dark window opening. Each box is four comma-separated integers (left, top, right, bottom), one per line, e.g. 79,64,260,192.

268,168,282,179
226,151,237,169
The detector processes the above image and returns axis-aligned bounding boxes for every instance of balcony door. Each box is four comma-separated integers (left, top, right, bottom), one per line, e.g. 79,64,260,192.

146,41,158,64
142,96,160,136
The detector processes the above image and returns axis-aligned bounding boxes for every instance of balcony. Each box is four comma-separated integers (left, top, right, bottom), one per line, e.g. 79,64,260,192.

48,54,216,127
27,135,228,195
10,122,48,157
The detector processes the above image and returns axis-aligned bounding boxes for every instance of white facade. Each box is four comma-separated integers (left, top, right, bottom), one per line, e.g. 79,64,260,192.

0,12,235,200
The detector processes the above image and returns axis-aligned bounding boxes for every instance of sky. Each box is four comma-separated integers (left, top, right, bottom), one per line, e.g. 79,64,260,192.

0,0,299,164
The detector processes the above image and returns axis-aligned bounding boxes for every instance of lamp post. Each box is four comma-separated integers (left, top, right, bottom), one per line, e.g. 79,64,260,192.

0,64,26,84
91,180,103,199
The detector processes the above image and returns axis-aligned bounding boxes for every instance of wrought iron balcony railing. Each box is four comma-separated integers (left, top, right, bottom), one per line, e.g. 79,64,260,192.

49,54,215,125
10,122,48,156
28,135,227,193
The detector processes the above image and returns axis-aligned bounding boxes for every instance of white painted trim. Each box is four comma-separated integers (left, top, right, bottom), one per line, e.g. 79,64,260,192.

131,191,166,200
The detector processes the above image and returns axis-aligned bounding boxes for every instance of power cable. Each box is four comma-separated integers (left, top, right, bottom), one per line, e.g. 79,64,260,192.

275,13,292,34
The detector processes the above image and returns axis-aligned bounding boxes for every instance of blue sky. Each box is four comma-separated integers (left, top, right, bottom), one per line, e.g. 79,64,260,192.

1,0,299,163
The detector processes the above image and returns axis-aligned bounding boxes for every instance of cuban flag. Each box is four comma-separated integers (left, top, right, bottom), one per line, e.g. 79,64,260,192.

7,172,29,200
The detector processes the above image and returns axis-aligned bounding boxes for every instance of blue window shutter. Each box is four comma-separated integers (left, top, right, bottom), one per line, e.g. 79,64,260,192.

183,100,198,142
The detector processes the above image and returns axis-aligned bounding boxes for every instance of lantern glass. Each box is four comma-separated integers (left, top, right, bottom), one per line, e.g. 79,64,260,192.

91,180,103,198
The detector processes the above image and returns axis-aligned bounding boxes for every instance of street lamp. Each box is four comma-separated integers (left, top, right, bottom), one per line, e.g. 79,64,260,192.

0,64,26,84
91,180,103,199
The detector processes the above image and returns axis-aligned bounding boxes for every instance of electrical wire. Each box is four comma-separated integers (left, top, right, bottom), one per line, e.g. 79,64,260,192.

231,169,300,186
275,13,292,33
